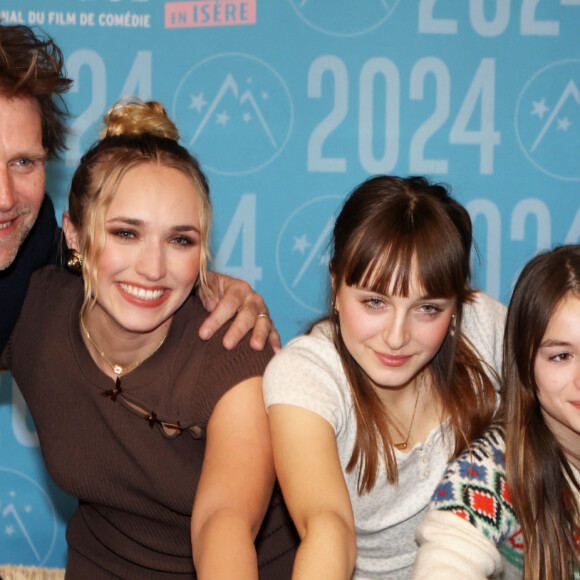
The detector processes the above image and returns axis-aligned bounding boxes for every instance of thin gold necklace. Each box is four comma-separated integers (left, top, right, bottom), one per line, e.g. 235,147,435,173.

80,316,168,378
394,382,422,451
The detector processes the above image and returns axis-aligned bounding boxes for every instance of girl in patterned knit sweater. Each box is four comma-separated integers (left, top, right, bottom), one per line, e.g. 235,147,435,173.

413,245,580,579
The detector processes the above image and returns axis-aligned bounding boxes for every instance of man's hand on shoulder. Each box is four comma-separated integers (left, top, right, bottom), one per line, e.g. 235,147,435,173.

198,271,281,352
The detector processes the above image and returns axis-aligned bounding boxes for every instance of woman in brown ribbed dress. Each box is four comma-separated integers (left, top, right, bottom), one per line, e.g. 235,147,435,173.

1,98,297,579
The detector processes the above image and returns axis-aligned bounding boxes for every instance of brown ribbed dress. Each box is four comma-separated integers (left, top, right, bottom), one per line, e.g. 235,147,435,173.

2,267,298,579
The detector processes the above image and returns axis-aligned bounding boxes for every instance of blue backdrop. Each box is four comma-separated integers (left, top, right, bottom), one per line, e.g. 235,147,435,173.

1,0,579,567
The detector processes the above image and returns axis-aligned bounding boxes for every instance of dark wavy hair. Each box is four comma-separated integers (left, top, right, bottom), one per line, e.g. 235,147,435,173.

0,24,72,157
501,245,580,578
328,175,497,492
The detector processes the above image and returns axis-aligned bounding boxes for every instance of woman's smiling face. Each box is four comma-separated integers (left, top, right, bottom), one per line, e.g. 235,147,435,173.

335,267,455,393
535,294,580,445
83,162,202,338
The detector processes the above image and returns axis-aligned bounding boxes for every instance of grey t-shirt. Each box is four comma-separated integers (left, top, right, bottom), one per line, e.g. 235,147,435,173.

263,290,507,579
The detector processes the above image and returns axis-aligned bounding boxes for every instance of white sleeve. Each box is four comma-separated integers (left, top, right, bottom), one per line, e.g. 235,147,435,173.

262,332,348,433
462,290,507,390
412,510,504,580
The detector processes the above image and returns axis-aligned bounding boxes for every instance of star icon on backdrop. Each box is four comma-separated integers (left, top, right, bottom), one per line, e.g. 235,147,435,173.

292,234,311,255
242,112,252,123
189,93,207,113
216,110,230,126
531,98,549,119
557,117,572,131
5,525,15,537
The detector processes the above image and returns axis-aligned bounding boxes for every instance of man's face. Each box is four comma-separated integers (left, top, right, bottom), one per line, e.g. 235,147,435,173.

0,94,46,270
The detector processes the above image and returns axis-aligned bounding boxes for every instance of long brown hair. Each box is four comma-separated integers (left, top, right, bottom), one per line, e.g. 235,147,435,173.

501,245,580,578
329,175,496,493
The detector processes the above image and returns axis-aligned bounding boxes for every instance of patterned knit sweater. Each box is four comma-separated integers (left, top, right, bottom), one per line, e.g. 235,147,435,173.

412,426,580,579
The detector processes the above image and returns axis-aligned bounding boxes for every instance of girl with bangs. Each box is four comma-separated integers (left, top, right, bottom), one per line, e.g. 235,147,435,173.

263,175,506,579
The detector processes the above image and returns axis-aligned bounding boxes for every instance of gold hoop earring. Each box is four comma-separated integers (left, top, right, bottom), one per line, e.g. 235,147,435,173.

67,249,83,274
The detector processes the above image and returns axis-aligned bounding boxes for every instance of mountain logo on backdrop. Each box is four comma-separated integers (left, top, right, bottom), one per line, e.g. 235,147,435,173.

516,59,580,181
287,0,400,37
276,196,344,313
173,53,293,175
0,469,58,566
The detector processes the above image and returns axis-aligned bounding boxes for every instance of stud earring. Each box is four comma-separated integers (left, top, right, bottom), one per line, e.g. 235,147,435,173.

67,249,83,274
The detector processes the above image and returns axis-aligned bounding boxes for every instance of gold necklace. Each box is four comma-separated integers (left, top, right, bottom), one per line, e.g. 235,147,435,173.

80,316,168,377
394,383,422,451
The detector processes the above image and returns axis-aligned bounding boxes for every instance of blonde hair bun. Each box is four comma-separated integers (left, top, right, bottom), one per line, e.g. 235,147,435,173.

100,97,180,141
